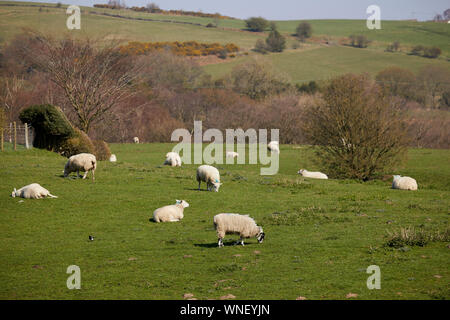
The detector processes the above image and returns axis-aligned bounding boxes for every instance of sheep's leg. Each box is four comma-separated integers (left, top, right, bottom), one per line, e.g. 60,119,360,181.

234,238,244,246
92,169,95,182
82,171,88,179
198,180,201,190
77,170,81,178
218,238,224,247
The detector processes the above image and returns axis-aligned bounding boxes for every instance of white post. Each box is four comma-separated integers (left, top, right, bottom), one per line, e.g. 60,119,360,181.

25,123,29,149
9,122,12,143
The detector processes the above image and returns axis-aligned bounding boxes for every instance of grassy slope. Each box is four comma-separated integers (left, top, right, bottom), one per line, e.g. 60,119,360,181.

0,144,449,299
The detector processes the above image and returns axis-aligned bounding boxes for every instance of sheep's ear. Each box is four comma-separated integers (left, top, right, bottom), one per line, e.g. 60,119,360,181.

176,199,181,204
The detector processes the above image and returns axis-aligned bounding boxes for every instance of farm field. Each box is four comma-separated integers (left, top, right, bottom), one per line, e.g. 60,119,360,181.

0,144,449,299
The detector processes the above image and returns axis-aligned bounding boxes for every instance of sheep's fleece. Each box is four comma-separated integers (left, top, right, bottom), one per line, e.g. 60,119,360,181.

214,213,265,247
64,153,97,180
11,183,57,199
153,200,189,223
196,165,222,192
392,175,418,191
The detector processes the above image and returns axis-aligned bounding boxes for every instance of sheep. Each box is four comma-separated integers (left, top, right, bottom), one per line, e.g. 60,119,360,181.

64,153,97,181
164,152,182,167
11,183,57,199
267,141,280,154
213,213,265,247
152,200,189,223
226,151,239,158
109,154,117,162
392,175,418,191
297,169,328,180
196,165,222,192
133,137,139,144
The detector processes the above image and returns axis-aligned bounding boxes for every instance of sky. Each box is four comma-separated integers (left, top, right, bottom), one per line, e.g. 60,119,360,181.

15,0,450,21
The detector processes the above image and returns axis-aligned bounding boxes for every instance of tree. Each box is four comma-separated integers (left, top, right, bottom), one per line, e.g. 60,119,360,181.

416,66,450,109
295,22,312,41
24,34,137,134
254,39,268,54
245,17,269,32
444,9,450,20
146,2,160,12
349,34,370,48
265,23,286,52
303,74,408,180
231,58,292,100
376,67,416,100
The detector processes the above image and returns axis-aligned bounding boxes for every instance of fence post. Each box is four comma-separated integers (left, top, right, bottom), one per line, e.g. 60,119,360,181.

1,128,3,152
13,121,16,151
25,123,29,149
9,122,12,143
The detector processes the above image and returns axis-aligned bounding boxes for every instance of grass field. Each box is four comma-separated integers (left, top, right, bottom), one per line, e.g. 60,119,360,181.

0,144,449,299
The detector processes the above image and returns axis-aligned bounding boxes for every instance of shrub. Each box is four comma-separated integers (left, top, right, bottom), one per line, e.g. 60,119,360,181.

59,128,95,158
245,17,269,32
265,25,286,52
423,46,441,59
254,39,268,54
19,104,75,151
206,23,216,28
296,81,319,94
385,227,450,248
349,34,370,48
295,22,312,41
302,74,408,180
92,139,111,161
410,45,424,56
376,67,416,100
386,41,400,52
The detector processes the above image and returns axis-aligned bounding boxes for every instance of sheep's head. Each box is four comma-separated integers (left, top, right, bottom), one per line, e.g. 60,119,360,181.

176,200,189,208
212,180,222,192
257,227,265,243
298,169,305,175
11,188,17,198
393,175,401,181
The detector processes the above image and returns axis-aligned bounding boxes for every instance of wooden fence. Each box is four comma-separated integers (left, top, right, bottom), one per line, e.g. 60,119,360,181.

0,122,33,151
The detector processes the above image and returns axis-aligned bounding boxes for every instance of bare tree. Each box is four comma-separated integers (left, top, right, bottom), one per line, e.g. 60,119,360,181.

0,75,25,122
24,34,137,133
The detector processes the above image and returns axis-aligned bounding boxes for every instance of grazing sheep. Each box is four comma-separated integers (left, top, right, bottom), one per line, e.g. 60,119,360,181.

109,154,117,162
133,137,139,144
164,152,182,167
11,183,57,199
226,151,239,158
268,141,280,153
298,169,328,180
213,213,265,247
196,165,222,192
153,200,189,223
64,153,97,181
392,175,418,191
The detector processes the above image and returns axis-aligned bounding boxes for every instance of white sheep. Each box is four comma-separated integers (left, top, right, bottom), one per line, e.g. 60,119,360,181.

133,137,140,144
392,175,418,191
268,141,280,154
297,169,328,180
226,151,239,158
11,183,57,199
196,165,222,192
109,154,117,162
164,152,182,167
153,200,189,223
213,213,265,247
64,153,97,181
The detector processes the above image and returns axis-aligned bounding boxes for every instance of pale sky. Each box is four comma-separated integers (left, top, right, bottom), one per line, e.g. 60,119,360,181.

13,0,450,20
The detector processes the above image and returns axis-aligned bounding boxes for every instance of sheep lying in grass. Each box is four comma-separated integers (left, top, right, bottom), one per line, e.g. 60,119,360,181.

164,152,182,167
11,183,57,199
196,165,222,192
298,169,328,180
109,154,117,162
268,141,280,153
226,151,239,158
153,200,189,223
214,213,265,247
64,153,97,181
133,137,139,144
392,175,418,191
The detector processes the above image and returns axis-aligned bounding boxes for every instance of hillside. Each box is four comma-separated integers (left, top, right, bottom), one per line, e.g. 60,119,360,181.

0,1,449,83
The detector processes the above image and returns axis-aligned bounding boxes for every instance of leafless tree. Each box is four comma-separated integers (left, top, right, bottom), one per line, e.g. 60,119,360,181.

24,34,138,133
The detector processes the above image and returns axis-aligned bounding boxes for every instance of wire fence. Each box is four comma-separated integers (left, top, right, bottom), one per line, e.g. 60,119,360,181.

0,122,34,151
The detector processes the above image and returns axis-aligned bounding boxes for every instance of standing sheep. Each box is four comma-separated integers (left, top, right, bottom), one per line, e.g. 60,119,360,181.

213,213,265,247
164,152,182,167
11,183,57,199
268,141,280,154
392,175,418,191
109,154,117,162
196,165,222,192
64,153,97,181
298,169,328,180
152,200,189,223
133,137,140,144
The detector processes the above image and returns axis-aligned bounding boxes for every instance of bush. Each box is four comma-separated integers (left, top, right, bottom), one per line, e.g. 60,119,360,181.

59,128,95,158
19,104,75,151
349,34,370,48
254,39,268,54
206,23,216,28
302,74,408,180
423,46,441,58
92,139,111,161
410,45,424,56
296,81,319,94
386,41,400,52
245,17,269,32
265,25,286,53
295,22,312,41
376,67,416,100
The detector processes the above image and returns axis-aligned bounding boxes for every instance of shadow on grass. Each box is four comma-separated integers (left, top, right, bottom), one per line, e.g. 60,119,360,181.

185,188,209,192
